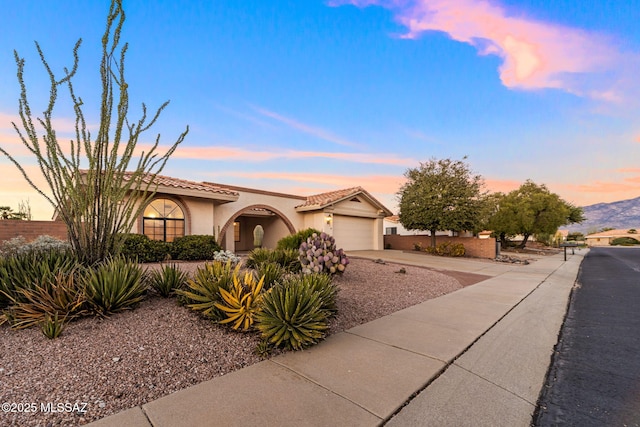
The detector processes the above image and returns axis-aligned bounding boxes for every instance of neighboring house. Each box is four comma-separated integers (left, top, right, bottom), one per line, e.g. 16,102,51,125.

122,173,392,251
383,215,472,237
585,228,640,247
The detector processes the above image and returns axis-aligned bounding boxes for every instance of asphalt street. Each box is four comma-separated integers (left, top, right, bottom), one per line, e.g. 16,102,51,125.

535,247,640,426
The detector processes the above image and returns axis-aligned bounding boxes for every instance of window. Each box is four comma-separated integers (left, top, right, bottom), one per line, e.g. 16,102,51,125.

143,198,185,242
385,227,397,235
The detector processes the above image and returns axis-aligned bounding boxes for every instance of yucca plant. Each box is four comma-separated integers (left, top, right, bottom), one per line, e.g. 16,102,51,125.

244,248,275,269
253,262,285,290
298,273,339,315
3,271,88,329
214,272,265,331
41,311,66,339
176,261,239,319
147,263,189,297
255,279,330,350
83,256,146,315
0,250,80,307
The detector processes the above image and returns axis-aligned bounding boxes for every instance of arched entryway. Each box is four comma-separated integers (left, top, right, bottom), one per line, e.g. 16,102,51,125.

219,204,296,251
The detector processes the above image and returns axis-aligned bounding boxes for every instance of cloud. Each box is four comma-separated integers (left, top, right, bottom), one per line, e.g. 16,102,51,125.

251,105,364,148
330,0,620,98
205,170,406,194
166,144,416,166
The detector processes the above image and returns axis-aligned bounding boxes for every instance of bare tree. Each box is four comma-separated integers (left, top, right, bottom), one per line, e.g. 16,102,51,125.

0,0,188,264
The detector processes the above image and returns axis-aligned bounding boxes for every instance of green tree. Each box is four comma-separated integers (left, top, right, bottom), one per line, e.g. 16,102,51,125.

397,157,485,248
0,206,27,220
0,0,188,265
487,180,585,249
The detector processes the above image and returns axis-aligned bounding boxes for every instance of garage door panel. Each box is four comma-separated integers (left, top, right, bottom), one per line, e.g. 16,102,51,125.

333,215,373,251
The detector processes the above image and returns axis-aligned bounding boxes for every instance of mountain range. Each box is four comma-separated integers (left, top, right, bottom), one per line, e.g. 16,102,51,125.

564,195,640,234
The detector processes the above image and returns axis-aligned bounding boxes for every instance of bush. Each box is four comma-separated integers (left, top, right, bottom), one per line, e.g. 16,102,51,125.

425,241,465,257
245,248,299,271
147,263,189,297
176,261,238,320
299,232,349,275
611,237,640,246
120,234,170,263
170,235,221,261
253,262,286,290
0,250,81,308
256,277,330,350
0,235,71,257
212,250,241,266
41,312,66,339
83,256,147,315
297,273,338,315
3,270,87,329
276,228,321,251
214,272,264,331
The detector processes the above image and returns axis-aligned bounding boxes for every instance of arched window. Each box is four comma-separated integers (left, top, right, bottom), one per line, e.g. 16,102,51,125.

143,198,185,242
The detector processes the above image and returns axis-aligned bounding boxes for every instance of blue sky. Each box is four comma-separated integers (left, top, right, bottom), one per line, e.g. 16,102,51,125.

2,0,640,219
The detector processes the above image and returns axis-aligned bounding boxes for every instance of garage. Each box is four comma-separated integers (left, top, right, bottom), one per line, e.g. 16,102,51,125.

332,215,375,251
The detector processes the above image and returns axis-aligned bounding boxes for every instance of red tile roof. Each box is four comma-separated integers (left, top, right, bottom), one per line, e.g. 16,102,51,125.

121,172,239,197
297,186,393,216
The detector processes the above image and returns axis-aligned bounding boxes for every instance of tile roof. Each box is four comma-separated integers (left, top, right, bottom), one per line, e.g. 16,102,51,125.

297,186,393,216
121,172,239,197
296,187,364,209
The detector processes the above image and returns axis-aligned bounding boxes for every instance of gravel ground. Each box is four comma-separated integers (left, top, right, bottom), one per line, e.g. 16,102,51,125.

0,257,467,426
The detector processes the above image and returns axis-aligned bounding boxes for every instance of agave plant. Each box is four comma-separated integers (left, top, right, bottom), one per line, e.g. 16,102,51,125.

40,311,66,339
4,271,87,329
83,256,146,315
214,272,264,331
298,273,339,315
147,263,189,297
176,261,239,320
253,262,285,290
255,279,330,350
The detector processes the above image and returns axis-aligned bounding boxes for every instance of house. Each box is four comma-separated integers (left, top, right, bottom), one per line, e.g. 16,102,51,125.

123,173,392,252
585,228,640,247
383,215,472,237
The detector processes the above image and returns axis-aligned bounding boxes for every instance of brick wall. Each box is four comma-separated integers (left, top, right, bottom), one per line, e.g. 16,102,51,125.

383,234,497,259
0,220,69,243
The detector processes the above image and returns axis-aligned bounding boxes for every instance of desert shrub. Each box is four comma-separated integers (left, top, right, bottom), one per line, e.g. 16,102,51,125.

120,233,171,263
176,261,239,320
246,247,301,272
276,228,321,251
611,237,640,246
41,312,66,339
245,248,276,269
3,270,87,329
0,250,81,308
214,272,265,331
0,235,72,257
170,235,221,261
83,256,146,315
253,262,286,290
212,250,241,266
298,273,338,315
255,277,330,350
147,264,189,297
425,241,465,257
299,232,349,275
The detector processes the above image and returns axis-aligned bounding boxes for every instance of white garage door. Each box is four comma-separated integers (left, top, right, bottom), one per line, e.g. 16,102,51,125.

332,215,374,251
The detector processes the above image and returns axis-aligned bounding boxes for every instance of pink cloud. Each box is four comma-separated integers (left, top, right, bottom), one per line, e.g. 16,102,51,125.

165,144,416,166
206,170,406,194
331,0,618,97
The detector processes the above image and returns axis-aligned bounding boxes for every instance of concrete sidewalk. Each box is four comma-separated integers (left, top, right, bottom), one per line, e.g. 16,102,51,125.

89,250,586,427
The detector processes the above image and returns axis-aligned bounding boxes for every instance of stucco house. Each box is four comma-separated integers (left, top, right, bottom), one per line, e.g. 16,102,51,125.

123,173,392,252
585,228,640,247
383,215,472,237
